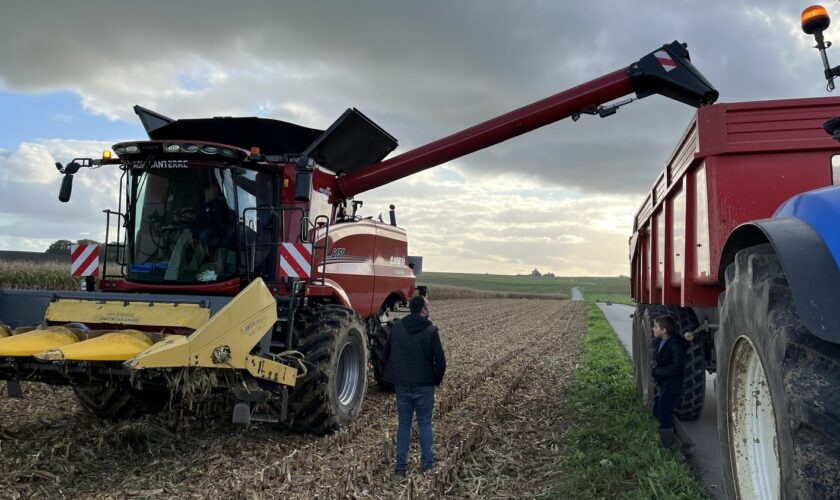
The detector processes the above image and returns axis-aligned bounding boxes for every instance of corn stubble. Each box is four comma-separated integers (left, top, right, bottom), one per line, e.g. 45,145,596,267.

0,265,585,498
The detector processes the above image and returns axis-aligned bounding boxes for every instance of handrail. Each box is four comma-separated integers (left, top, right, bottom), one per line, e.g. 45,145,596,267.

241,206,330,287
102,209,127,278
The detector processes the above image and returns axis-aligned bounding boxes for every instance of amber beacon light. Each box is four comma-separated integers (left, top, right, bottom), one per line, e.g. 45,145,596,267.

802,5,830,34
802,5,840,90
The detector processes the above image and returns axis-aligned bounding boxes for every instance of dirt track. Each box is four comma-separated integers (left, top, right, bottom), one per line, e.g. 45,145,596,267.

0,299,584,499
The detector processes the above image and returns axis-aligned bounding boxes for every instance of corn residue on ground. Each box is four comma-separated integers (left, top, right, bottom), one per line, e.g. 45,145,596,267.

0,299,585,499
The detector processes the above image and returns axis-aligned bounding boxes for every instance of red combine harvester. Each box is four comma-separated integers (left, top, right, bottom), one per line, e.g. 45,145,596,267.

0,41,716,435
629,6,840,497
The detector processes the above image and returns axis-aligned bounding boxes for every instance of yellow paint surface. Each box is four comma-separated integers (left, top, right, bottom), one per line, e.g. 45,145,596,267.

45,300,210,330
0,326,79,356
36,330,155,362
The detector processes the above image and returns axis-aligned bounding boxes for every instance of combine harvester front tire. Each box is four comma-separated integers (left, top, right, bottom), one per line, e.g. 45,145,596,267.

73,383,168,419
288,304,368,434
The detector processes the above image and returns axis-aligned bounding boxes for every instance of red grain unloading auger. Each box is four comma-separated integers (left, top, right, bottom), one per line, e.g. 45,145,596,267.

0,41,715,433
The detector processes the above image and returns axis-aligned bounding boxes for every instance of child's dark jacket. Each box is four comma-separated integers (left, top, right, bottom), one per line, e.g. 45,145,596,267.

652,336,687,395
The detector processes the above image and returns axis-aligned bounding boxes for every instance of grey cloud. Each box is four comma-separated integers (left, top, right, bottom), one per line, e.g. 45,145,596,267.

0,0,830,273
1,1,826,195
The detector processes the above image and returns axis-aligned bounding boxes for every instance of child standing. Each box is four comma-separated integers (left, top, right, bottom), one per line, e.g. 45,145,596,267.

651,314,687,447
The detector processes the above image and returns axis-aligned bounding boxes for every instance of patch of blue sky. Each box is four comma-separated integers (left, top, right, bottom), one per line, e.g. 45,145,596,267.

0,90,144,150
176,71,214,93
437,165,466,183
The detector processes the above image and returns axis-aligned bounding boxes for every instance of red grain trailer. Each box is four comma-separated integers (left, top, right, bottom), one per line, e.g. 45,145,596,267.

630,95,840,497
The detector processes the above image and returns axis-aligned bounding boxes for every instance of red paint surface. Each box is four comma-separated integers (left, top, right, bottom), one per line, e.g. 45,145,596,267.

337,68,635,199
631,96,840,307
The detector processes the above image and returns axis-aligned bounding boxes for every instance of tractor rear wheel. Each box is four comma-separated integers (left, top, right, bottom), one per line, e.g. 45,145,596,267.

717,244,840,498
73,383,169,419
288,304,368,434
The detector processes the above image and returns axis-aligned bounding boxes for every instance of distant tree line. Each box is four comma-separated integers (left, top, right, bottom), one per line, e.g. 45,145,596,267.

45,239,101,256
516,268,556,278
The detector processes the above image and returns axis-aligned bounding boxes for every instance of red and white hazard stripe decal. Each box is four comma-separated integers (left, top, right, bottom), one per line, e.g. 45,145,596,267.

278,242,313,278
71,244,100,277
654,50,677,72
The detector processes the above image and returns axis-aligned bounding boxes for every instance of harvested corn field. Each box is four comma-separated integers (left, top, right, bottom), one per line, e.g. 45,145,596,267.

0,298,584,499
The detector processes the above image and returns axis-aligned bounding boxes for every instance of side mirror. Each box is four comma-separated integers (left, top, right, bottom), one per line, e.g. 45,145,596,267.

294,171,312,202
59,174,74,202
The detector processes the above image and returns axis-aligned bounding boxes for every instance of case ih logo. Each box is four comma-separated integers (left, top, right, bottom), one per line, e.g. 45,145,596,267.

278,242,313,279
128,160,189,169
71,243,99,277
654,50,677,72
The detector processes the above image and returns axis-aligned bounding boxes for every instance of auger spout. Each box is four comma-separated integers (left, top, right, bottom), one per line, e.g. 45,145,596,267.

335,41,717,200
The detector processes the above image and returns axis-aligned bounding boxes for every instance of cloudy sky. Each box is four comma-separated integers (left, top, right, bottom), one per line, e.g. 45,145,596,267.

0,1,830,275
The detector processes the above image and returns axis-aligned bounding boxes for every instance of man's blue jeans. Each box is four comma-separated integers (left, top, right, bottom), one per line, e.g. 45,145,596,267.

395,385,435,471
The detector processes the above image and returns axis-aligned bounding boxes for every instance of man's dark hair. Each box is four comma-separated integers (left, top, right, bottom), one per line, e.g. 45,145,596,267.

409,295,428,314
654,315,677,336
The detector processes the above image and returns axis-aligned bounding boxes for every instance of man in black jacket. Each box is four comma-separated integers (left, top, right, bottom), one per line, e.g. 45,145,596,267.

651,314,687,447
383,295,446,477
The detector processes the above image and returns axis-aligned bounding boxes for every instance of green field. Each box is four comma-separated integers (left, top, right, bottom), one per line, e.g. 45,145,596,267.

418,272,633,304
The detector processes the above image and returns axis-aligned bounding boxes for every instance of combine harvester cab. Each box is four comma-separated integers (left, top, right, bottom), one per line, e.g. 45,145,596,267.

1,40,717,433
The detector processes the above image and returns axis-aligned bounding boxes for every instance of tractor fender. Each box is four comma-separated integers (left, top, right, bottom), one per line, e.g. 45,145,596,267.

720,214,840,344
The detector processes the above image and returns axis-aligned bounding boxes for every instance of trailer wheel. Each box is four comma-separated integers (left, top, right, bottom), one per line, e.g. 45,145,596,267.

369,317,394,392
633,305,705,420
675,332,705,422
288,304,368,434
73,384,168,419
717,244,840,498
631,304,655,410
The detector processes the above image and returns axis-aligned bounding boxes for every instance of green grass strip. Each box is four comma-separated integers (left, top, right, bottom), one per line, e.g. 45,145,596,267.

545,302,707,499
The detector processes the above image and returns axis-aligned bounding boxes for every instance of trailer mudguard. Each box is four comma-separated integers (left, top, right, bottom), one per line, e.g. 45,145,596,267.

720,191,840,344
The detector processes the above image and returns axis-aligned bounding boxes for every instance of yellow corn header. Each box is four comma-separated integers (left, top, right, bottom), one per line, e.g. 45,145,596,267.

0,279,298,424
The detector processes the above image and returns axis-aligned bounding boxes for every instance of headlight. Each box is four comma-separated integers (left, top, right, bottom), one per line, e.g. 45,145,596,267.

114,146,126,155
221,148,235,157
201,146,219,154
124,145,140,154
164,143,181,152
181,144,199,153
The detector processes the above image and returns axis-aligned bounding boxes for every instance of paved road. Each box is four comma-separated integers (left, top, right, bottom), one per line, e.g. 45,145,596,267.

571,287,584,301
596,302,724,500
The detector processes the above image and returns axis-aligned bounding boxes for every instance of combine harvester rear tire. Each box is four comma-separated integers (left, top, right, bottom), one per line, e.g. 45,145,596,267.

289,304,368,434
369,317,394,392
